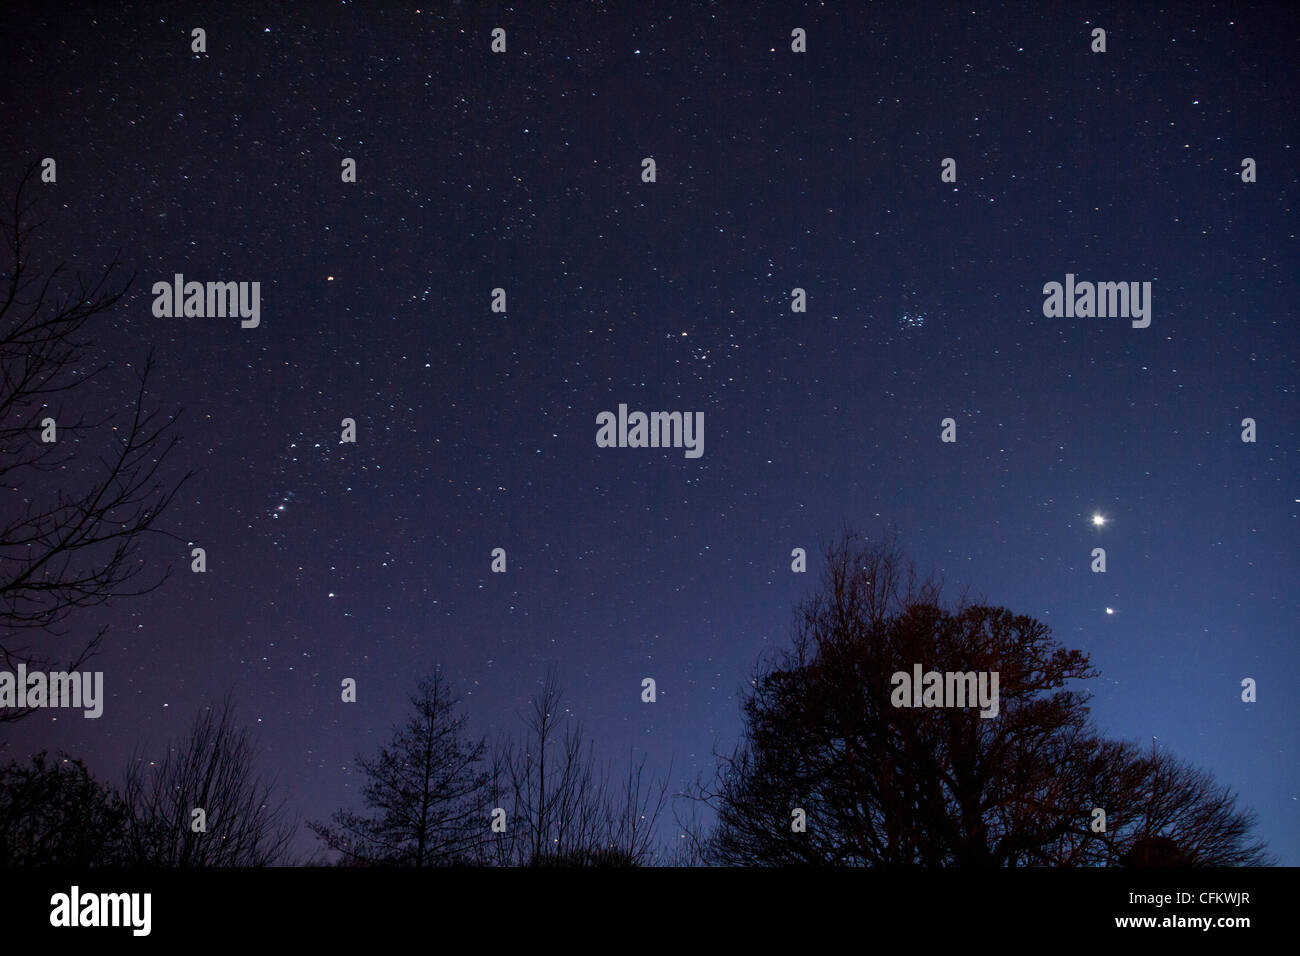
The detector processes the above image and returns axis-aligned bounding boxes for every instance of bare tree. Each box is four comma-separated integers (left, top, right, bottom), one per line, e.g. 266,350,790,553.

0,163,190,720
482,667,669,866
123,695,297,866
309,668,489,866
605,746,672,866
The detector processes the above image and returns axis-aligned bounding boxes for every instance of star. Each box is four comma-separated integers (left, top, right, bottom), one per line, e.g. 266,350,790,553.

1092,514,1106,527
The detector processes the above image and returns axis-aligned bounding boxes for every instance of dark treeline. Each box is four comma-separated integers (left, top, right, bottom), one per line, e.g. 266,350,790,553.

0,675,670,868
0,534,1273,867
308,666,671,867
1,696,295,866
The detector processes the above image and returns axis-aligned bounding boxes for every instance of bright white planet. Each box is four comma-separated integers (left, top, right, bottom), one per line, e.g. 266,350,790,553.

1105,607,1114,615
1092,513,1106,526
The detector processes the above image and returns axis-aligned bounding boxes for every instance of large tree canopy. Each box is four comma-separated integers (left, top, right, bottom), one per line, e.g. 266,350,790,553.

701,532,1270,867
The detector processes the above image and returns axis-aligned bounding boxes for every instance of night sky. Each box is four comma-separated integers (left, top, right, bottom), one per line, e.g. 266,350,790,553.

2,0,1296,864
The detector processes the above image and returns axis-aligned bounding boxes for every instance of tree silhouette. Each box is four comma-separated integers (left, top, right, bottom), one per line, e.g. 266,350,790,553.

698,531,1270,867
1114,744,1270,867
481,667,669,866
123,695,297,866
0,164,190,719
309,668,489,866
0,751,128,866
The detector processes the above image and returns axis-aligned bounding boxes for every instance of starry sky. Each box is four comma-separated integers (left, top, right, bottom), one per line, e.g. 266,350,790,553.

1,0,1296,864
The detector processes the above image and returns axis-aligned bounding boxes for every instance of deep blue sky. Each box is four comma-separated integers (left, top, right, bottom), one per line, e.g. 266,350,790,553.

2,0,1296,863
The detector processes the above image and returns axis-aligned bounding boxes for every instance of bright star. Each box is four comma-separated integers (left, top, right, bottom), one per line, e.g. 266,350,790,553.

1105,607,1114,615
1092,513,1106,526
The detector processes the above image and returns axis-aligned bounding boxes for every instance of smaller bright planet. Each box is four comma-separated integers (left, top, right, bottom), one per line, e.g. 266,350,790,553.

1106,607,1114,615
1092,514,1106,526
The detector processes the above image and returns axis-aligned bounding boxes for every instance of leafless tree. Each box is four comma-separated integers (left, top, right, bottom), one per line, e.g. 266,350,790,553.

605,746,672,866
123,695,297,866
0,163,190,720
481,667,669,866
